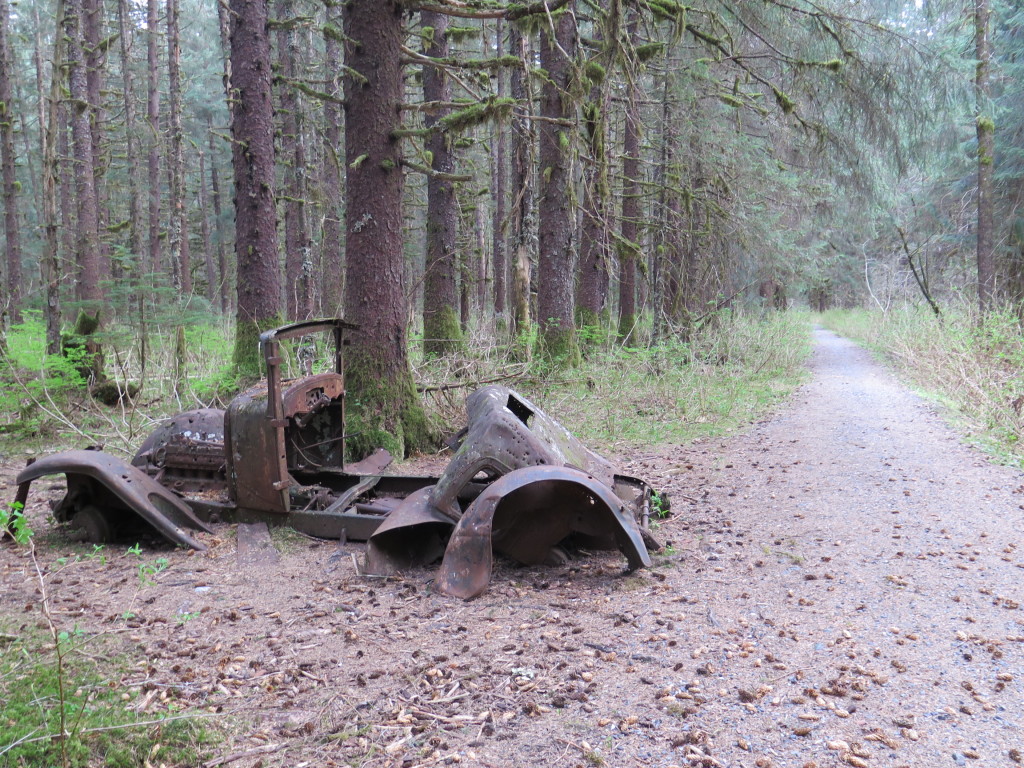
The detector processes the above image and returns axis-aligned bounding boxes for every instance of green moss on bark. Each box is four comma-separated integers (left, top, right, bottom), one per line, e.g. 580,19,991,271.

345,347,436,460
424,305,465,358
233,314,282,379
537,321,581,367
618,312,638,345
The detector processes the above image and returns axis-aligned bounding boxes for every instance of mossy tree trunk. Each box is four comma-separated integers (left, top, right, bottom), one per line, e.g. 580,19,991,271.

576,32,612,340
230,0,282,376
491,17,508,333
276,0,313,321
0,0,23,323
342,0,432,459
320,10,344,317
507,24,534,345
421,10,464,358
146,0,161,279
535,4,581,365
618,13,642,345
66,0,102,313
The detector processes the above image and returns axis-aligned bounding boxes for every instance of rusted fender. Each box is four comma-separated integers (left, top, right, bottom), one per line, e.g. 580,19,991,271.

435,466,652,600
16,450,213,550
363,487,455,575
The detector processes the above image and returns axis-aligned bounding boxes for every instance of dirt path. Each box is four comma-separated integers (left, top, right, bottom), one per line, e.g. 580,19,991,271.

3,327,1024,767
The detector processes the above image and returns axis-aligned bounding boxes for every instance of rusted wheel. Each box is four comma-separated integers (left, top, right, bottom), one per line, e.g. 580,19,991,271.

73,505,115,543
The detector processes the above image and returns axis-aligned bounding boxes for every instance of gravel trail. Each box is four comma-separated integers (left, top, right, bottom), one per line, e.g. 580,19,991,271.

674,326,1024,767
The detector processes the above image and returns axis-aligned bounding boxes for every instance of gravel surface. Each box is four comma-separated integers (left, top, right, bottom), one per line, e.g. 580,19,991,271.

3,327,1024,768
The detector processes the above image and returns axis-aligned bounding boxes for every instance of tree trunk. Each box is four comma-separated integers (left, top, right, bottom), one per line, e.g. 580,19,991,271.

0,0,22,322
618,14,641,343
275,0,312,320
167,0,191,294
83,0,110,286
217,0,231,97
66,0,102,311
508,24,534,342
535,4,579,364
230,0,281,374
491,17,508,330
342,0,431,459
147,0,162,277
421,11,463,357
476,202,488,316
208,126,229,313
117,0,144,267
198,149,217,307
975,0,995,313
41,3,65,355
321,12,343,316
576,47,612,336
59,106,75,267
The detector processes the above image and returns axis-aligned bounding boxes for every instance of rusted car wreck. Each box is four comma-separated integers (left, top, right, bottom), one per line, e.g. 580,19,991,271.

15,319,658,598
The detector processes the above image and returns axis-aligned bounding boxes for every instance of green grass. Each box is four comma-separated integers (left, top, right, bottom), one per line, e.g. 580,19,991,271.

2,308,813,459
0,312,236,456
818,306,1024,466
412,310,813,450
519,310,813,449
0,621,214,768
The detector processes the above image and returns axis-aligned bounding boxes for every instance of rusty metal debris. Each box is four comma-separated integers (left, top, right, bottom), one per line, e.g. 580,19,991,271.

14,319,659,598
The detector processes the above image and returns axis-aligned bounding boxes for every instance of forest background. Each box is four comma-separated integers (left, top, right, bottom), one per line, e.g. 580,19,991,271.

0,0,1022,461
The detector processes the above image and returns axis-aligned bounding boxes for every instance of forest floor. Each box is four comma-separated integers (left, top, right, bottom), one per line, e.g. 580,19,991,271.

3,327,1024,768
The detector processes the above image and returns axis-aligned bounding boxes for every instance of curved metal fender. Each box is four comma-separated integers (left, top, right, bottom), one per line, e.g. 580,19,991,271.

363,487,455,576
435,466,651,600
16,450,213,550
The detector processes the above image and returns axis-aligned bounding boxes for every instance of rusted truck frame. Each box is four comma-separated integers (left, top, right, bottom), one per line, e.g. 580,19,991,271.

14,319,657,598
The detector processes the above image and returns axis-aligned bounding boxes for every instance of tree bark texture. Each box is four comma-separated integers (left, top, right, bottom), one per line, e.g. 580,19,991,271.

0,0,22,320
208,127,229,314
230,0,282,373
491,17,508,326
84,0,110,285
199,149,217,307
66,0,102,309
421,11,463,357
618,15,641,343
117,0,144,267
41,1,65,355
536,5,580,363
168,0,191,293
975,0,995,313
276,0,312,320
508,24,534,340
342,0,431,459
320,12,343,316
147,0,161,277
576,59,611,333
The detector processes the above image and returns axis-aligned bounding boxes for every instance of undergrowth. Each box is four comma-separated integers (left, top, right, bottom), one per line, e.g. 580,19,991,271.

0,621,213,767
1,308,812,457
416,310,813,449
818,306,1024,465
0,312,236,456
